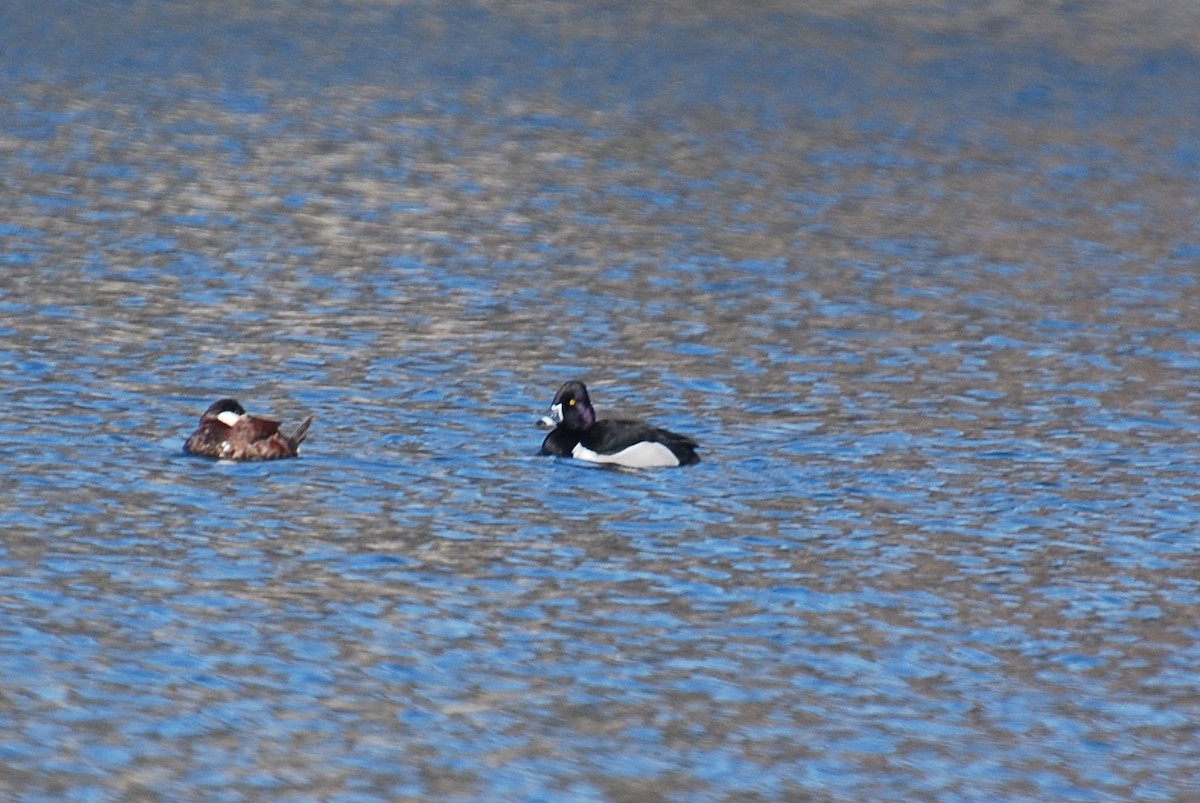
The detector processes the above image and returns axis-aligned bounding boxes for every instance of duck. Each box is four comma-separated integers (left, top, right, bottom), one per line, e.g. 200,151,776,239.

183,398,313,461
538,380,699,468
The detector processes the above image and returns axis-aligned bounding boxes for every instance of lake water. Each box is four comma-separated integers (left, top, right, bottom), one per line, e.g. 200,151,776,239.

3,1,1200,800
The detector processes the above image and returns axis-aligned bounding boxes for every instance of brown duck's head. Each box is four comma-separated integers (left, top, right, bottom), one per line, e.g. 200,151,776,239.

202,398,246,426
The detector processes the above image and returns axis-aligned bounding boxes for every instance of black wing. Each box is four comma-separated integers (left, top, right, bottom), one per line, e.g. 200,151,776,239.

583,419,700,465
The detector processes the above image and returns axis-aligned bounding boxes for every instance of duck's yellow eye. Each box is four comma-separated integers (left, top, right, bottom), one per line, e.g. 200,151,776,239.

568,398,576,407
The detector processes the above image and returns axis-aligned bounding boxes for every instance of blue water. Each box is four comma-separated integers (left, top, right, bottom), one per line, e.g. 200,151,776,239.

2,1,1200,800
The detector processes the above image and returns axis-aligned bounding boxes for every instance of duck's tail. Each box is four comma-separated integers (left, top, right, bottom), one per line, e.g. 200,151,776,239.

289,416,314,449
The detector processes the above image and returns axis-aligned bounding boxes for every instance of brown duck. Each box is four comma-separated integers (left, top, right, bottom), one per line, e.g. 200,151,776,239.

184,398,313,461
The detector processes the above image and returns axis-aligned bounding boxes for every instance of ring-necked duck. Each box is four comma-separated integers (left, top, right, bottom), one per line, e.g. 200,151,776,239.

184,398,313,461
538,380,699,468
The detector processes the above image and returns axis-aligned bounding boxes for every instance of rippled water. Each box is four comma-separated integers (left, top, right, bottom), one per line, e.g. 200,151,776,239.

3,1,1200,799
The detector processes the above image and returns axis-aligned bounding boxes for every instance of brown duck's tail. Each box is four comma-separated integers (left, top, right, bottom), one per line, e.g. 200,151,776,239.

289,416,314,448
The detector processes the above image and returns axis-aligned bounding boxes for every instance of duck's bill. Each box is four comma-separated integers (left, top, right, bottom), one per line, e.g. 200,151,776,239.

538,403,563,428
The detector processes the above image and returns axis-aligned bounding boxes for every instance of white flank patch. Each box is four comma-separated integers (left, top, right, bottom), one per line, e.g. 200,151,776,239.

572,441,680,468
217,411,243,427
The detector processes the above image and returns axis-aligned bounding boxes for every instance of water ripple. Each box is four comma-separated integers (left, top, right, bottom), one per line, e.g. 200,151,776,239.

2,1,1200,800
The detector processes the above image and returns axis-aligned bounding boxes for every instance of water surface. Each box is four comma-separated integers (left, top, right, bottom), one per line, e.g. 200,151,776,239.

2,1,1200,800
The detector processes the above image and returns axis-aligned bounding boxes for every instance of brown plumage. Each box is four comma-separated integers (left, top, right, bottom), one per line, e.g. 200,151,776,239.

184,398,313,461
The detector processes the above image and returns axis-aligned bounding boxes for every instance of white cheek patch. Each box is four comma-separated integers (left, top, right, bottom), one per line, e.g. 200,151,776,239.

217,411,243,427
571,441,680,468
